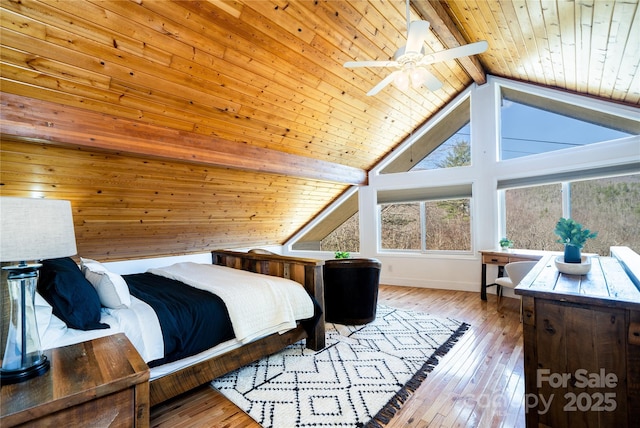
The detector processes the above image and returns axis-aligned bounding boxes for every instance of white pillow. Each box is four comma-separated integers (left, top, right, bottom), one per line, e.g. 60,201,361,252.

80,257,107,272
39,312,68,350
34,292,53,334
81,258,131,309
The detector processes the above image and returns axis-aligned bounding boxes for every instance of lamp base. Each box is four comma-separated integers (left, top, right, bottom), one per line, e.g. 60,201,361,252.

2,263,49,385
0,355,50,385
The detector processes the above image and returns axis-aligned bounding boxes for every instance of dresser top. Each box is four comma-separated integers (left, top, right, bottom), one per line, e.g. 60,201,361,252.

515,254,640,310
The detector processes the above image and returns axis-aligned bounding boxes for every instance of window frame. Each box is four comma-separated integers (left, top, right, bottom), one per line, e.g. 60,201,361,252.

498,172,639,252
377,193,474,255
499,86,638,161
286,77,638,263
372,90,473,177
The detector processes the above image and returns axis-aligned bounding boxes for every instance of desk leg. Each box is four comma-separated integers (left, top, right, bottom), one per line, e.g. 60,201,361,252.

481,263,488,300
496,266,504,297
482,264,505,301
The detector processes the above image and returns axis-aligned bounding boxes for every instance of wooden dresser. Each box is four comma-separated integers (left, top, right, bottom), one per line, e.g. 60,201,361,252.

515,251,640,427
1,333,149,427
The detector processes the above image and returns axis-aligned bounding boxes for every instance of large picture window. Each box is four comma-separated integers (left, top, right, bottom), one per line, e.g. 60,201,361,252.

291,190,359,252
500,87,635,160
410,126,470,171
425,199,471,251
319,211,359,253
503,174,639,255
504,184,563,251
570,175,640,254
381,97,470,173
499,84,639,255
380,203,421,250
378,185,473,253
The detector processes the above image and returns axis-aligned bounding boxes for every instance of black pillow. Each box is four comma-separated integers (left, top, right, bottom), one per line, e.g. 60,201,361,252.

38,257,109,331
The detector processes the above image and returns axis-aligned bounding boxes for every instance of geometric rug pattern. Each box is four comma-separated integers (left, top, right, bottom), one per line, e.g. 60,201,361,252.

212,305,469,428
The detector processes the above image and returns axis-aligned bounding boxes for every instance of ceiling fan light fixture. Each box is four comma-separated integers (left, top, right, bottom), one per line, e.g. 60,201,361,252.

393,70,410,91
409,67,429,89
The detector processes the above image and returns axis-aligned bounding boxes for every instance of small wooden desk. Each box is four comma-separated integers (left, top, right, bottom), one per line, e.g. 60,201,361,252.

515,254,640,427
0,333,150,427
479,249,547,300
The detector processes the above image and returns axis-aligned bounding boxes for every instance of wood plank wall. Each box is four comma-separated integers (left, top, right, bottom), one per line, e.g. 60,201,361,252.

1,0,638,263
0,139,346,261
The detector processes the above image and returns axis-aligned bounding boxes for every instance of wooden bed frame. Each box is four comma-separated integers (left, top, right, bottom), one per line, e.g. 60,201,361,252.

148,250,326,406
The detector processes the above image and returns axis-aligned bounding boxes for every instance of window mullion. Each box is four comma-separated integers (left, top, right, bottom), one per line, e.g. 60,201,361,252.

562,182,571,218
421,201,427,252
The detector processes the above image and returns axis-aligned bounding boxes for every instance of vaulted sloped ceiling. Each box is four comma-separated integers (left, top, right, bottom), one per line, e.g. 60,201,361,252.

1,1,638,260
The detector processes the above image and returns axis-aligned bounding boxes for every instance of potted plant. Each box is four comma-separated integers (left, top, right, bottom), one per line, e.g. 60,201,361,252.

499,238,513,250
334,251,350,259
554,218,597,263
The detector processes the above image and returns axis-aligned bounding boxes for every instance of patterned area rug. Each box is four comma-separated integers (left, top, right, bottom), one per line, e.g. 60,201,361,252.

212,305,469,428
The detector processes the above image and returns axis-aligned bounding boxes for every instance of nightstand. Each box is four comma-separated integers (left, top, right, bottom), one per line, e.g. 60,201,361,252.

1,333,149,427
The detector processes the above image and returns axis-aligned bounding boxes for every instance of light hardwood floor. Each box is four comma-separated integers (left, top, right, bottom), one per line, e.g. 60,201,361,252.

150,285,525,428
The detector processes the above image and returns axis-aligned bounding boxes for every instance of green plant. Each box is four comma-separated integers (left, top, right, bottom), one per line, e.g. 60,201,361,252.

554,218,598,248
499,237,513,248
334,251,350,259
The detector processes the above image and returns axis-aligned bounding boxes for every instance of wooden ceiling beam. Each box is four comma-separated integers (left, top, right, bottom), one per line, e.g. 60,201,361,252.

412,1,487,85
0,93,367,185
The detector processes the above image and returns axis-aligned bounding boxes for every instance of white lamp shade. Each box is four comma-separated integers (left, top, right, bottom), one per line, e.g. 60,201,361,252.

1,197,77,262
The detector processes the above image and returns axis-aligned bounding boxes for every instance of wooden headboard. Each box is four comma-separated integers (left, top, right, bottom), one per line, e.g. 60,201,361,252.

211,249,325,349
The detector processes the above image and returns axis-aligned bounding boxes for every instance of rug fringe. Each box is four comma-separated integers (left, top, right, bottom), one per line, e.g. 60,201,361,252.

363,322,470,428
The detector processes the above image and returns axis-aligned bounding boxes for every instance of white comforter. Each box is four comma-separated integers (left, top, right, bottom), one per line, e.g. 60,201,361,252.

147,262,315,344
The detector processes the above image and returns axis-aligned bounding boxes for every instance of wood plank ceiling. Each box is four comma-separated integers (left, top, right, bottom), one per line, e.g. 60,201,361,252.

1,0,638,260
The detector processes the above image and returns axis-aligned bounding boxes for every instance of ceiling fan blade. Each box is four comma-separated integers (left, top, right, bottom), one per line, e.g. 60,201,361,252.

367,71,399,96
405,20,431,54
420,40,488,65
419,68,443,92
344,60,398,68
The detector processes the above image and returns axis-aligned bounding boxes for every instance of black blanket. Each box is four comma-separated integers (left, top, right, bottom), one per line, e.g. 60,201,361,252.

124,273,235,367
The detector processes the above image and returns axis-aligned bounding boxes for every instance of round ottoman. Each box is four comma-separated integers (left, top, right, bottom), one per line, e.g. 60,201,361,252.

323,258,381,325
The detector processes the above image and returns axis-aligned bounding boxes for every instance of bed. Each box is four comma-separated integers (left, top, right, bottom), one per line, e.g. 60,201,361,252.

35,250,325,406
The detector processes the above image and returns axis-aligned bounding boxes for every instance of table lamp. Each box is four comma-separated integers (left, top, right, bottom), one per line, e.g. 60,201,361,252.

0,197,77,384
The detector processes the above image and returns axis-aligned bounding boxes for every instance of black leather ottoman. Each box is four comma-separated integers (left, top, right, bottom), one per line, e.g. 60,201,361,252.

323,258,381,325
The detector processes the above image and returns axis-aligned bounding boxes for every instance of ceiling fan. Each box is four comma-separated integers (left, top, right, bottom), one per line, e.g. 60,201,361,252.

344,5,488,96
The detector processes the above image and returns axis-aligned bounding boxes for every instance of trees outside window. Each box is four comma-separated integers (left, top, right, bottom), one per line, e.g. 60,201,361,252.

380,197,471,252
504,174,640,255
380,140,473,253
504,184,563,251
380,203,421,250
425,199,471,251
570,175,640,254
410,127,471,171
382,97,471,174
291,190,359,252
500,86,638,255
320,212,359,253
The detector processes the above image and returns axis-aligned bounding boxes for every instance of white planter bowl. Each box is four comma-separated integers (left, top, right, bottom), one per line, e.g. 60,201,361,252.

555,255,591,275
